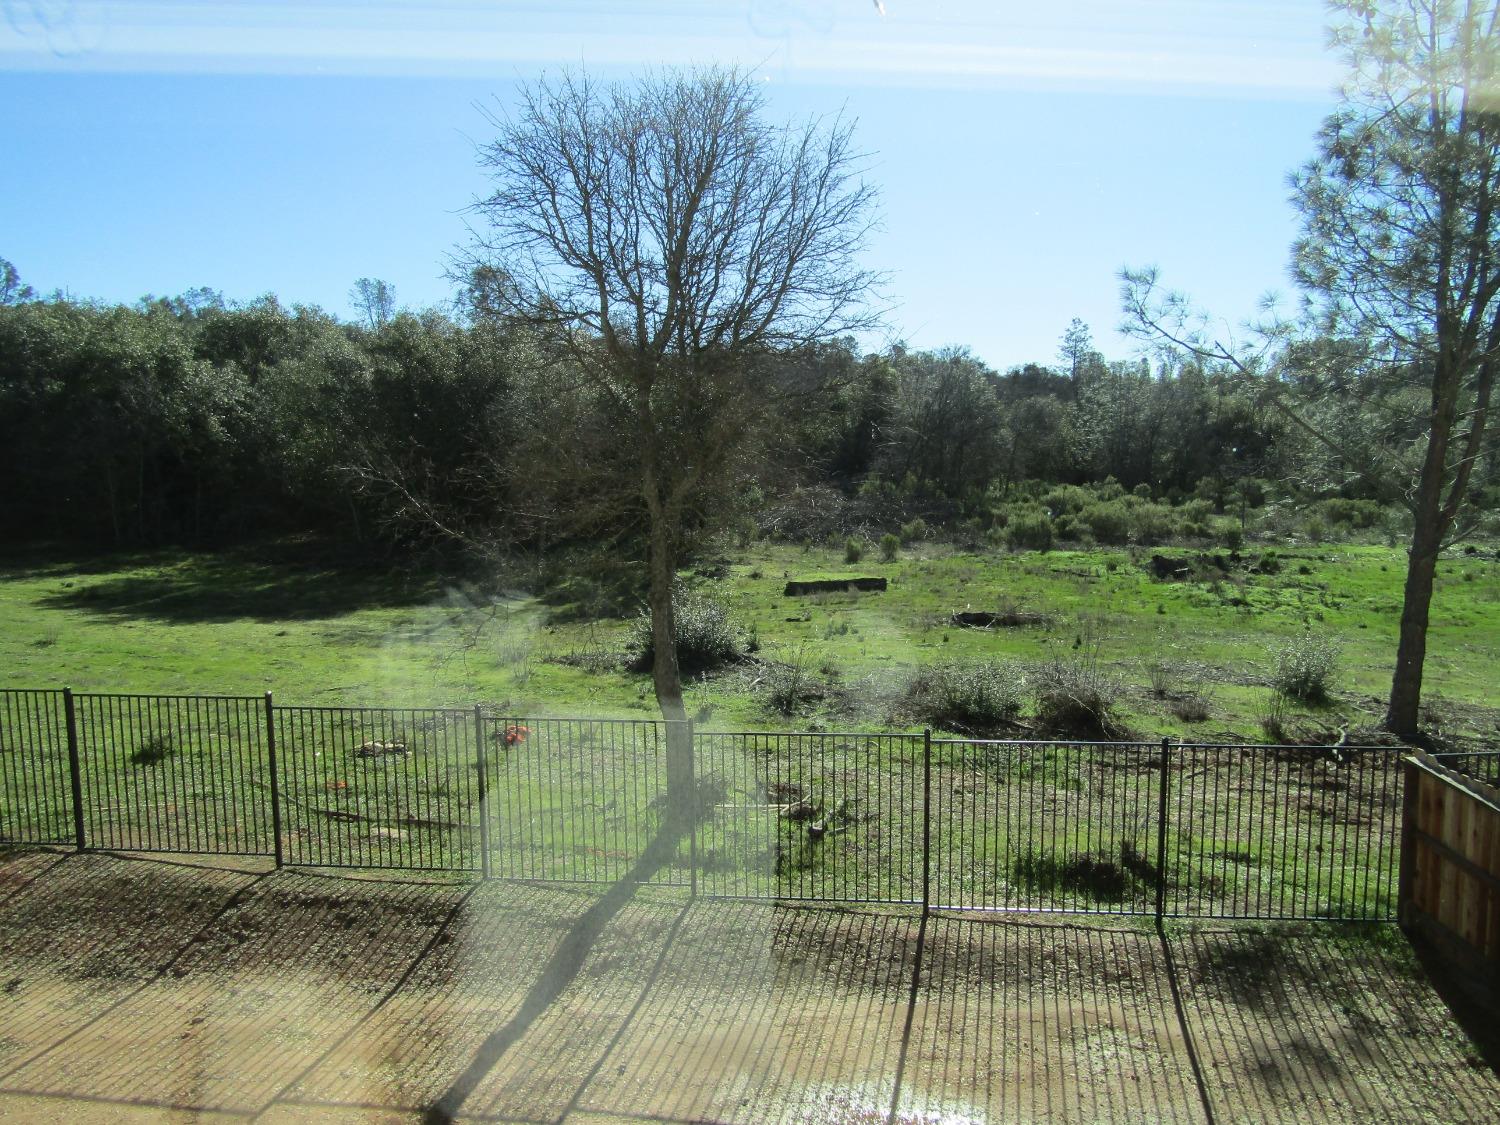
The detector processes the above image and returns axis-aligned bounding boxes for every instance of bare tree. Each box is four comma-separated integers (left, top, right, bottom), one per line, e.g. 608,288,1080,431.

350,276,396,330
467,66,879,812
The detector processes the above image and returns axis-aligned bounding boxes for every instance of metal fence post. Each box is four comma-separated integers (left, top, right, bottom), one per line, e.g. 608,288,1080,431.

922,728,932,915
63,687,86,853
1155,736,1171,922
475,705,492,880
264,692,284,869
687,719,698,899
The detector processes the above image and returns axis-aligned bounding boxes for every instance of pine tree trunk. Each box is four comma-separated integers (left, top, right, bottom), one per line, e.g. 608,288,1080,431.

1387,355,1461,739
1386,526,1440,739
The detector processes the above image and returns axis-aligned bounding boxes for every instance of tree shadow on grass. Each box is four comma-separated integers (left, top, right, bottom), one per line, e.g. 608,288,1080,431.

30,545,447,624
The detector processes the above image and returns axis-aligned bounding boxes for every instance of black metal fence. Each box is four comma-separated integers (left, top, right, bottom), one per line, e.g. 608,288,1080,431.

0,688,1405,921
1429,749,1500,787
0,689,71,846
487,716,688,886
273,703,483,871
694,730,925,903
70,693,274,856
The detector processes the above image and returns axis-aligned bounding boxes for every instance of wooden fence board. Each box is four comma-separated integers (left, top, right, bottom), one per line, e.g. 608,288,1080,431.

1401,754,1500,1011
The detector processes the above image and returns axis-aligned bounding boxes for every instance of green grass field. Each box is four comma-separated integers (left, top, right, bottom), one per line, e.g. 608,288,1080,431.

2,536,1459,917
2,537,1496,743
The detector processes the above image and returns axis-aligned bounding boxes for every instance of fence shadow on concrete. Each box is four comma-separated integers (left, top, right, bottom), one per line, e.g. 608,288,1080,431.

4,850,1498,1123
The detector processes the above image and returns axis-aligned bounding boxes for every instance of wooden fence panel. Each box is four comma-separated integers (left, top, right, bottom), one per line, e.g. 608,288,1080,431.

1401,754,1500,1013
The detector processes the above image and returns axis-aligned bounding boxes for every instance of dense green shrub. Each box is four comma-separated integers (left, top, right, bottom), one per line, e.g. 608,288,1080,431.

1180,498,1215,524
1273,633,1339,702
1130,503,1177,546
880,532,900,562
844,537,864,563
1081,502,1131,545
631,584,745,674
1005,510,1054,552
1321,497,1383,529
904,661,1025,734
899,517,927,543
1041,484,1092,515
1095,477,1126,502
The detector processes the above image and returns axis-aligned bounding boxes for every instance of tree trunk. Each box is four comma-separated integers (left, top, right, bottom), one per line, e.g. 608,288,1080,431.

1387,356,1462,739
104,461,121,545
643,472,693,835
1387,521,1441,739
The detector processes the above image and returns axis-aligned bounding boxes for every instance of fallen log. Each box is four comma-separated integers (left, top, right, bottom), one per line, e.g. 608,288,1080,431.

783,577,887,596
951,609,1051,628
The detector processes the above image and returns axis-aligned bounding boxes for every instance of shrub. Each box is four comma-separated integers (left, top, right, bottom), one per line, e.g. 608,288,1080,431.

1181,498,1215,524
1272,633,1339,702
904,661,1025,734
844,537,864,564
1171,691,1211,722
1132,482,1153,499
630,584,744,674
1146,659,1172,698
1217,521,1244,552
1322,497,1383,529
1080,502,1131,545
1130,503,1177,546
1095,476,1126,501
1258,689,1291,742
1005,511,1054,552
899,517,927,543
762,646,819,716
1032,656,1124,738
1041,484,1091,515
880,532,900,562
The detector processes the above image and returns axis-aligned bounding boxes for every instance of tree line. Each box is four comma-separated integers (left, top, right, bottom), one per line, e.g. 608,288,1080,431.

0,270,1376,554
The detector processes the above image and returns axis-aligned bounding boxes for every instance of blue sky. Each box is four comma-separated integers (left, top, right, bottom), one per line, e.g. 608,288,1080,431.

1,1,1340,369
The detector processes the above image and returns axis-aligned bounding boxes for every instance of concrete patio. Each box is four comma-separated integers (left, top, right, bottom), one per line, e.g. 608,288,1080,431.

0,849,1494,1123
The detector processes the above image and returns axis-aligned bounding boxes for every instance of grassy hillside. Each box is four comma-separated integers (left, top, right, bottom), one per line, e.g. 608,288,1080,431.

2,538,1497,744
